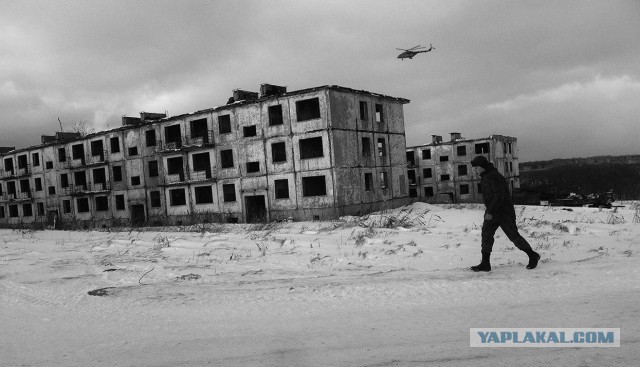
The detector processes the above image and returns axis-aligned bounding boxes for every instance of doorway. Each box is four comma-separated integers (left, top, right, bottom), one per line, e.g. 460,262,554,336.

244,196,267,223
131,204,146,226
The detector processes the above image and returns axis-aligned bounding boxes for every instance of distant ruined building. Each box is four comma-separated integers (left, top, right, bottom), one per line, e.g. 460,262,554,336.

406,133,520,203
0,84,412,228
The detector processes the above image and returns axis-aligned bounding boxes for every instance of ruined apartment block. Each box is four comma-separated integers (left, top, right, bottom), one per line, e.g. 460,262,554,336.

405,133,520,203
0,84,411,228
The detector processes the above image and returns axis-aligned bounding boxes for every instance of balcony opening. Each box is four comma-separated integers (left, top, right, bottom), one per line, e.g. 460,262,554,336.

190,118,209,144
74,171,87,189
164,124,182,148
167,157,184,181
192,152,211,178
93,167,106,186
91,140,104,160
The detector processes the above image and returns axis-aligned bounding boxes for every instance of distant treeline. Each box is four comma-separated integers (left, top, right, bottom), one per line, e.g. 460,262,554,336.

519,156,640,200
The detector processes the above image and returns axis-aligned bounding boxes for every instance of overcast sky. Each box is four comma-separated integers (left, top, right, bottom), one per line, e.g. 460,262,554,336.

1,0,639,162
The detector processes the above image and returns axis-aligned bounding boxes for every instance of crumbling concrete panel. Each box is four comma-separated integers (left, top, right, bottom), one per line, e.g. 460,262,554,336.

293,132,332,172
328,90,357,130
290,91,329,135
330,130,359,168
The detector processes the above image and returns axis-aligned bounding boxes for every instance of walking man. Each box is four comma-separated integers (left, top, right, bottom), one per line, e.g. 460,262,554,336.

470,156,540,271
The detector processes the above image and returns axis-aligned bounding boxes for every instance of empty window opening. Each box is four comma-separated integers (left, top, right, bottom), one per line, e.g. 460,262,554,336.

408,170,416,184
48,186,56,195
34,178,42,192
91,140,104,158
23,204,33,217
195,186,214,204
18,155,28,169
164,125,182,148
424,187,434,197
409,188,417,198
32,153,40,167
110,137,120,153
72,144,84,160
243,125,257,137
220,149,234,169
46,161,53,169
268,105,283,126
457,146,467,156
146,130,157,147
296,97,321,121
93,168,106,185
192,153,211,178
128,147,138,156
380,172,389,189
478,183,482,194
0,207,4,219
9,205,19,217
460,184,470,195
359,101,369,120
167,157,184,180
63,200,71,214
130,176,141,186
96,196,109,211
222,184,236,202
60,174,69,188
274,179,289,199
377,139,386,157
7,182,16,195
458,165,468,176
190,118,209,143
218,114,231,134
116,195,126,210
77,198,89,213
74,171,87,189
37,202,45,216
423,168,432,178
362,137,371,157
58,148,67,162
299,137,324,159
440,174,450,181
148,160,159,177
4,158,14,173
364,173,373,192
439,155,449,162
246,162,260,173
112,166,123,182
375,104,384,123
271,142,287,163
150,191,161,208
475,142,490,154
406,151,416,166
509,143,512,155
302,176,327,197
19,179,31,197
169,188,186,206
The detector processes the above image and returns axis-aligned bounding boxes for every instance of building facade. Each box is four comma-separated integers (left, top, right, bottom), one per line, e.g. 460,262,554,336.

0,84,411,228
406,133,520,203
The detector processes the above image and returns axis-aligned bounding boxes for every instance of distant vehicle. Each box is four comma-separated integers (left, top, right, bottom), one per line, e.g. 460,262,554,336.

397,44,434,60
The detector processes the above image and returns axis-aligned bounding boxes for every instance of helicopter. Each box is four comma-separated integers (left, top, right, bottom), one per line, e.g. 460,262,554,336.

397,44,434,60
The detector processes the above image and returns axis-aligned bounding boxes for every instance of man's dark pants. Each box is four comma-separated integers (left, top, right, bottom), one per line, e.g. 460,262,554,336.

481,214,533,254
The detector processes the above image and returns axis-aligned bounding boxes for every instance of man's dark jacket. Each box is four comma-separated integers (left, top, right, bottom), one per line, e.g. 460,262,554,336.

480,164,515,219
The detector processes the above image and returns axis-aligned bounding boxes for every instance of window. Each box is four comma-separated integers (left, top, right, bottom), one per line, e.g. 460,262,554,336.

268,105,283,126
475,142,490,154
220,149,234,169
274,179,289,199
150,191,161,208
48,186,56,195
93,168,106,185
243,125,257,137
58,148,67,162
0,184,3,195
166,157,184,176
422,149,431,159
509,143,512,155
423,168,432,178
190,118,209,142
510,162,513,172
110,137,120,153
60,174,69,188
375,104,384,123
440,174,450,181
9,205,19,217
37,202,45,216
271,142,287,163
7,182,16,195
19,179,30,195
364,173,373,191
116,195,126,210
63,200,71,214
194,186,214,204
32,153,40,167
74,171,87,189
359,101,369,120
90,140,104,157
458,165,468,176
128,147,138,156
299,137,324,159
17,155,28,170
377,139,386,157
302,176,326,196
223,184,236,202
145,130,156,147
35,178,43,192
164,125,182,147
477,183,482,194
362,137,371,157
148,160,159,177
218,114,231,134
296,97,321,121
457,146,467,156
72,144,84,160
4,158,13,173
95,196,109,211
77,198,89,213
424,187,434,197
192,153,211,178
112,166,123,182
169,188,186,206
246,162,260,173
45,161,53,169
380,172,388,189
460,184,470,195
439,156,449,162
406,151,416,166
23,204,32,217
130,176,141,186
0,206,4,219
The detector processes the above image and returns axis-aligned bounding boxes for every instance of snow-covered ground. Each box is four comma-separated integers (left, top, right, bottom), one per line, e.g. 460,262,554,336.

1,203,639,366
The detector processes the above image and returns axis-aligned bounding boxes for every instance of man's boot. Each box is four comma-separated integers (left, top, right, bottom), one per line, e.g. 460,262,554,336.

526,251,541,269
471,252,491,272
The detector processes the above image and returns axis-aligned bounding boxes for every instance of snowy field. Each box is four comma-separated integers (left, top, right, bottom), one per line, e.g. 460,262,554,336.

1,203,639,366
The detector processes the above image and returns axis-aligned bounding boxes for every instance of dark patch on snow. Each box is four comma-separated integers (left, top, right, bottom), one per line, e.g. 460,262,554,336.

103,268,118,272
176,273,201,281
88,287,117,296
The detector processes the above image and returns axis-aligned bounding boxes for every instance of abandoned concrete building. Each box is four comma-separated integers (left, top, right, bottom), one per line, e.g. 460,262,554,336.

0,84,411,228
405,133,520,203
